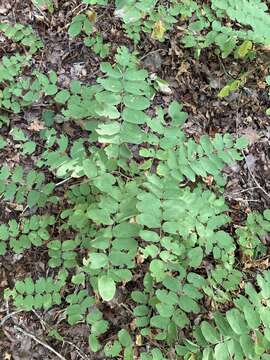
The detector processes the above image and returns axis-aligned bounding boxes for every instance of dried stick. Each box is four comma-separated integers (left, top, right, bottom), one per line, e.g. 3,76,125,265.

0,310,24,327
14,325,67,360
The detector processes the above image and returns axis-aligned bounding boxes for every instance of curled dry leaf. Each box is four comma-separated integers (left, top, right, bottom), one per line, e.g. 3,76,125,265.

242,127,260,145
28,119,45,132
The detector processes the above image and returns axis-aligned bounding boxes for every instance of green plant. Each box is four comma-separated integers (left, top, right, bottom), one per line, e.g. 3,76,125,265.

4,270,67,310
212,0,270,45
103,332,133,358
236,210,270,258
0,54,31,113
47,238,80,268
37,132,89,178
68,13,94,38
114,0,180,43
10,126,38,155
0,53,30,83
3,40,270,360
177,270,270,360
0,23,43,54
66,289,96,325
180,0,270,59
0,135,7,149
0,69,59,113
0,214,55,254
0,114,9,128
32,0,54,12
84,33,111,58
0,164,56,209
203,266,242,303
82,0,108,4
69,11,111,58
87,305,109,352
218,75,247,98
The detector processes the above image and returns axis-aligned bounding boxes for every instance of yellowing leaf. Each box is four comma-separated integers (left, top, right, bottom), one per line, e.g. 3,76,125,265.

218,84,231,98
136,335,142,346
218,79,243,98
229,79,242,92
235,40,253,59
151,20,165,41
86,10,97,23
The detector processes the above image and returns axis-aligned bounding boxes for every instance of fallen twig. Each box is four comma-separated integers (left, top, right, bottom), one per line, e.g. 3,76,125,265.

14,325,67,360
63,340,90,360
0,310,24,327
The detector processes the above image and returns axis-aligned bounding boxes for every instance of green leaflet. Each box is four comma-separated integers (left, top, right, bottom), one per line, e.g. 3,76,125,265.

0,23,43,53
179,270,270,358
5,271,67,311
98,275,116,301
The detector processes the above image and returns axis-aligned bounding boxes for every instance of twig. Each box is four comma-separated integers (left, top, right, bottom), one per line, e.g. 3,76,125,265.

14,325,67,360
218,56,239,80
140,49,163,61
63,340,90,360
55,177,72,188
70,3,86,15
225,195,261,203
119,302,133,315
0,310,24,327
32,310,46,331
31,311,90,360
227,186,260,194
21,204,30,215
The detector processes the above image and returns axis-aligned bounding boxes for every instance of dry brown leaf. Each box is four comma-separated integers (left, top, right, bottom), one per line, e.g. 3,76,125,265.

136,254,145,264
28,119,45,132
136,335,142,346
243,257,269,270
203,175,214,186
86,10,97,23
242,127,260,145
261,45,270,52
0,2,11,14
178,61,190,75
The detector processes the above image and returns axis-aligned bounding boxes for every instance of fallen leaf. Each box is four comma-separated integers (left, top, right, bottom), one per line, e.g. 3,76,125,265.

235,40,253,59
245,154,257,172
203,175,214,186
261,45,270,52
130,319,136,331
86,10,97,23
242,127,260,145
177,61,190,75
0,2,11,14
136,335,142,346
136,254,145,264
28,119,45,131
243,257,269,270
155,77,173,95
